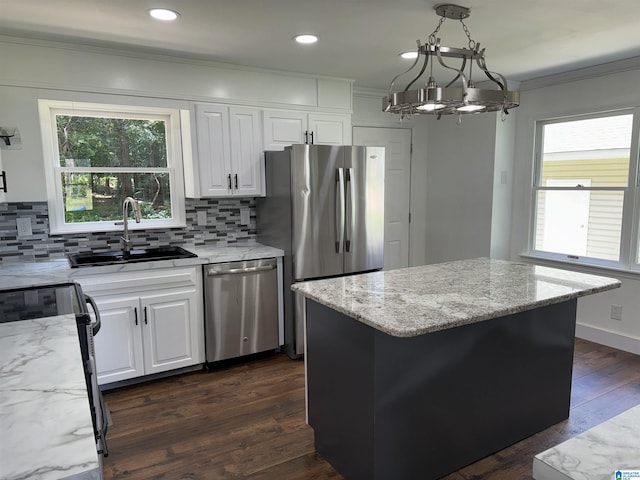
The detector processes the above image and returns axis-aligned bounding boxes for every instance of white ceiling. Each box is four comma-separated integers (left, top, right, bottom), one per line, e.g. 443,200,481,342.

2,0,640,90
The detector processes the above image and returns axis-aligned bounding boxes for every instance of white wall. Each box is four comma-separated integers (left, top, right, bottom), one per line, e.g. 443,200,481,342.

511,67,640,354
423,112,516,264
352,89,429,267
0,35,352,203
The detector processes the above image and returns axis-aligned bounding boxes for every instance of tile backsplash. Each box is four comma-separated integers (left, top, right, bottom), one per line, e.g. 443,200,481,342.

0,198,257,263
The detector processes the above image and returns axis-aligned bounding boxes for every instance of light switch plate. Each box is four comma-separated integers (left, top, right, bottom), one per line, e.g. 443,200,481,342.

16,217,32,237
197,211,207,226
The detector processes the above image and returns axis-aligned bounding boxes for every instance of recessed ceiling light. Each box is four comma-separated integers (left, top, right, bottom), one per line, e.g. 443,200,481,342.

400,51,419,60
149,8,179,21
294,34,318,44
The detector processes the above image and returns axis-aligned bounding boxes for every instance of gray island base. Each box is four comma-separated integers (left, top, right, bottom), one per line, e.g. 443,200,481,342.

293,258,621,480
307,299,576,480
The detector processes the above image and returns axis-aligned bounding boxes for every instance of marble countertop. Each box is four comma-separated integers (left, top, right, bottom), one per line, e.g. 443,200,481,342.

533,404,640,479
291,257,621,337
0,242,284,290
0,315,100,480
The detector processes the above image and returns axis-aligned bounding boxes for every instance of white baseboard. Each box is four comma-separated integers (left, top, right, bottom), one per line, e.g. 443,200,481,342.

575,323,640,355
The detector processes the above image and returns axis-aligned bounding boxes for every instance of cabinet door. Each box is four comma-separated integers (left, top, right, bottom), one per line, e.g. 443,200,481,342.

229,107,264,196
92,296,144,384
262,110,307,150
308,113,352,145
140,288,202,375
195,104,233,196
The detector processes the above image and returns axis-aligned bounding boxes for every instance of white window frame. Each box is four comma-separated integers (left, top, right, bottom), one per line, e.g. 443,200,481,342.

529,108,640,272
38,100,186,234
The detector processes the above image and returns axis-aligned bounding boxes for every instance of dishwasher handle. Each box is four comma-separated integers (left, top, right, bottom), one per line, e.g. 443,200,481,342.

206,264,276,276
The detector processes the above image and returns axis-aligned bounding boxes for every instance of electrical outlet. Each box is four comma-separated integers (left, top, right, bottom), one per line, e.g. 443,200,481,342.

197,211,207,226
16,217,32,237
610,304,623,321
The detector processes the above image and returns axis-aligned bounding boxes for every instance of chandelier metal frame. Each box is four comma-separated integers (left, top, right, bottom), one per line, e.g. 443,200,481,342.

383,3,519,118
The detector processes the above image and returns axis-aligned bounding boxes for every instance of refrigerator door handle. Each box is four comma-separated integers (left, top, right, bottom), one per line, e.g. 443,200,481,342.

345,167,354,252
335,167,345,253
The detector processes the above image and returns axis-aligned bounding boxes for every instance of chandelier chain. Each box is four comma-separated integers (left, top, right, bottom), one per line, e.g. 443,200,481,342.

428,16,446,45
460,19,476,50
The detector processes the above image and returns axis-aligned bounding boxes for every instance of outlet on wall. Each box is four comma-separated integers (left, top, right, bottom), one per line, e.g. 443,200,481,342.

16,217,32,237
610,304,623,321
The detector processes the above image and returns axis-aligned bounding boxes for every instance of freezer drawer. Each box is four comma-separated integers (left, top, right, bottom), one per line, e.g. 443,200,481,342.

204,258,279,362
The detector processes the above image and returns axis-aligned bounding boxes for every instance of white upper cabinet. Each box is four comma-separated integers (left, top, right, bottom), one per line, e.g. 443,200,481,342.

263,110,351,151
228,106,265,196
308,113,352,145
190,103,264,197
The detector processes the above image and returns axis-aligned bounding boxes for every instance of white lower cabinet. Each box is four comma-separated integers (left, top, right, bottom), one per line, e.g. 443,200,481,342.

75,266,205,385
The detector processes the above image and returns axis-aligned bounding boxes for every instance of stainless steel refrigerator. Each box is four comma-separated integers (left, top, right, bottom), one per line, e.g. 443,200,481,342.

257,144,385,358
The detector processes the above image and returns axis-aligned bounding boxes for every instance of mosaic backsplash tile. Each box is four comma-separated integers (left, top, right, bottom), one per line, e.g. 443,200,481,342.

0,199,257,263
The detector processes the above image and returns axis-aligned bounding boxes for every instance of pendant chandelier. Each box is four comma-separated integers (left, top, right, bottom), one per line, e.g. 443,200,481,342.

383,3,519,119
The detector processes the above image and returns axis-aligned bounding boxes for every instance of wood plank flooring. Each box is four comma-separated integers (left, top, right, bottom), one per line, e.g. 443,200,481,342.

103,339,640,480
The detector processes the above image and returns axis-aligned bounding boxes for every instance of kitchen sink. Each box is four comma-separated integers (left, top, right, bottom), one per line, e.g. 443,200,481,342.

68,246,197,268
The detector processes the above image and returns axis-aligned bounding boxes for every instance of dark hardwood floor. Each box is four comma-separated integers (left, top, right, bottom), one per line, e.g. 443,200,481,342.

103,338,640,479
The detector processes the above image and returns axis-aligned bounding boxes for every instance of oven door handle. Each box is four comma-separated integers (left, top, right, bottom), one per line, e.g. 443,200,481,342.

85,294,101,335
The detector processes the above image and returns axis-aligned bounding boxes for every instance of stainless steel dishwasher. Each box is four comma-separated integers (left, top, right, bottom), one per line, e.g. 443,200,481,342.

204,258,279,362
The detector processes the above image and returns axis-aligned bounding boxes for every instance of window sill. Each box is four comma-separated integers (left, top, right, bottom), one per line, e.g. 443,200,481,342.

49,221,188,236
519,253,640,281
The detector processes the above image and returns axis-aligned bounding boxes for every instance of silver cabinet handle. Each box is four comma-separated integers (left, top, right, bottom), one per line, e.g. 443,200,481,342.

144,306,148,325
134,307,138,326
234,173,238,189
227,174,232,189
0,171,7,193
206,264,276,276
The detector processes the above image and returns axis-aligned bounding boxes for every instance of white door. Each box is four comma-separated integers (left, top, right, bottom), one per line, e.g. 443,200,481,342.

92,296,144,384
353,127,412,270
141,288,200,375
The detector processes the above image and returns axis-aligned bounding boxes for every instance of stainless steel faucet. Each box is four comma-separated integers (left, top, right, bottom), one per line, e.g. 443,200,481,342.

118,197,142,253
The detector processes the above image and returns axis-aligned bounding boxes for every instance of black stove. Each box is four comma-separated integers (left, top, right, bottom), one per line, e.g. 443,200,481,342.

0,281,108,459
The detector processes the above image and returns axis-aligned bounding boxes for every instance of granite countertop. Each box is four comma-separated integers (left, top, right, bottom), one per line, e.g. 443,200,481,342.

533,404,640,479
291,257,621,337
0,315,100,480
0,242,284,290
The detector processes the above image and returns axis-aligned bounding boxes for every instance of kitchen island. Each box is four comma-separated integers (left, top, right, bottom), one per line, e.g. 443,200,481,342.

292,258,621,480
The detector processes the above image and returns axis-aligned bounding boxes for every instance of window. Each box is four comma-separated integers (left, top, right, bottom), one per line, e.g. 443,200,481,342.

39,100,186,234
531,111,640,270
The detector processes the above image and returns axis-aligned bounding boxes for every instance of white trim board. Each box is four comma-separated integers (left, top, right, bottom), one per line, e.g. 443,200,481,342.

575,323,640,355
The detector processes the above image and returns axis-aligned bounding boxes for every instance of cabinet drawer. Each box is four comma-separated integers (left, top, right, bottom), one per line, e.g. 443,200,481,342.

75,267,199,296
